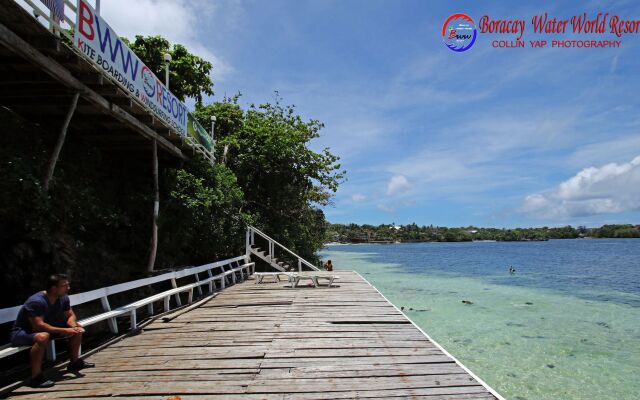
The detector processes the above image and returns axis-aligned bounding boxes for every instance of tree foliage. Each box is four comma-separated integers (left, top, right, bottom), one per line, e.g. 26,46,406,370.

327,223,589,242
124,35,214,104
157,159,249,267
193,94,345,261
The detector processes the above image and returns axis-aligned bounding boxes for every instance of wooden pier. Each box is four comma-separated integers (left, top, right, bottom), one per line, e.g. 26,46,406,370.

9,271,501,399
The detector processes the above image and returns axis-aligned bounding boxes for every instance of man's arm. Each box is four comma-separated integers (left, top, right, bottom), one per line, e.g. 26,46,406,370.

65,309,84,331
29,316,82,336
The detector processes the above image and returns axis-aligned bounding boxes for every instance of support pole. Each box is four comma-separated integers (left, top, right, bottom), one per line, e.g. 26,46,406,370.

148,54,170,273
147,140,159,272
245,228,251,257
210,116,216,165
43,92,79,192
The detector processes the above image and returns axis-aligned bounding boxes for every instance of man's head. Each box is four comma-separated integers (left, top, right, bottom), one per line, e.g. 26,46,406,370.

45,274,70,296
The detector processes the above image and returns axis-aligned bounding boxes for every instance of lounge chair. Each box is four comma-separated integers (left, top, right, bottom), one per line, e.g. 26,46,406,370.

254,272,293,284
289,274,339,288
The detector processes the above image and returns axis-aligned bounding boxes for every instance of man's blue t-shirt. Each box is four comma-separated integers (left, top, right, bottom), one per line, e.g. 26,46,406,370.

13,292,71,333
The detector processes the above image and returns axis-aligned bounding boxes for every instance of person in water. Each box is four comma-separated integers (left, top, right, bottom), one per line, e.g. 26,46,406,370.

509,266,516,274
323,260,333,271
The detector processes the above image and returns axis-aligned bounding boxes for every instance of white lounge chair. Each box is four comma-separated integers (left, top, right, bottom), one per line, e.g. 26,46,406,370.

289,274,339,288
254,272,293,284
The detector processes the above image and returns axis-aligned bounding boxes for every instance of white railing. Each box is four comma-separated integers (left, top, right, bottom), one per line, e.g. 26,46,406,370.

0,254,254,360
246,226,320,272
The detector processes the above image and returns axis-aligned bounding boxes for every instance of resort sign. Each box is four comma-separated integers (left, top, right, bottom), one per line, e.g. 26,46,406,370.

73,0,212,152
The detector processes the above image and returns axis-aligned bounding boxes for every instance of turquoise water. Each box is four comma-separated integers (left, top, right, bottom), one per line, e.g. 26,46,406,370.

321,239,640,400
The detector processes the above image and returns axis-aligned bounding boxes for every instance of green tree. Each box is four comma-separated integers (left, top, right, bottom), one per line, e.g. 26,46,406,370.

157,159,249,267
194,95,345,260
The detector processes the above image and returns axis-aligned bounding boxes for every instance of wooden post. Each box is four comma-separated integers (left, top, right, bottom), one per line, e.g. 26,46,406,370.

245,228,251,256
147,140,159,272
195,273,203,296
207,269,214,293
100,296,118,334
43,92,79,192
170,278,182,306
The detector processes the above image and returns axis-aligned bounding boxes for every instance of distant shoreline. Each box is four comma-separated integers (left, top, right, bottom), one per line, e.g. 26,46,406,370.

327,223,640,243
324,237,640,246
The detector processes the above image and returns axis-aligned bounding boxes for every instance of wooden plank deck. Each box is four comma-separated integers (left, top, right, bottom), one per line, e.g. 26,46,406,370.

9,271,501,399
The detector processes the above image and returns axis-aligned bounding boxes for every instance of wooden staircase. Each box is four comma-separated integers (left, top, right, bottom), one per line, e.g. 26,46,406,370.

249,246,289,272
246,226,320,273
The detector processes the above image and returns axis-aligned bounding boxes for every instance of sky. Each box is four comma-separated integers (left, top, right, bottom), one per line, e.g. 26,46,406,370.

97,0,640,228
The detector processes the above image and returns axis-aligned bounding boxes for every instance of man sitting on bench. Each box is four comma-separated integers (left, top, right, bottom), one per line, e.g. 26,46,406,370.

10,274,94,388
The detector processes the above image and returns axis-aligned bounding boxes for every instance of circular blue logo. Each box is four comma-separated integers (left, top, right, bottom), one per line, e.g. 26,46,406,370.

141,66,156,97
442,13,477,52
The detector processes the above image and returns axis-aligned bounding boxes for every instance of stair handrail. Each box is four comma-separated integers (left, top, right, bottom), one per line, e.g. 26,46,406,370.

247,226,320,271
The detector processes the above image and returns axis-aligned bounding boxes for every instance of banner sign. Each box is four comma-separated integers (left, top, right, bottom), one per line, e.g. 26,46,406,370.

74,0,190,136
187,114,213,152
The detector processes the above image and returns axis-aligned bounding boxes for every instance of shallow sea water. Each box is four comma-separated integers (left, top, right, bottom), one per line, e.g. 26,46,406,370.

321,239,640,400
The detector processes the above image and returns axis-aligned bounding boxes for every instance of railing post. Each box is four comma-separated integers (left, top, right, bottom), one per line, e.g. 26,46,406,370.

195,273,203,296
129,310,137,330
251,229,255,246
171,278,182,306
298,258,302,272
207,269,214,293
100,296,118,334
46,341,56,361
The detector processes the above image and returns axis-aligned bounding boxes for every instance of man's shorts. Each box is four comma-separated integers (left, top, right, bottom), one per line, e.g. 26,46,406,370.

10,322,68,347
9,328,37,347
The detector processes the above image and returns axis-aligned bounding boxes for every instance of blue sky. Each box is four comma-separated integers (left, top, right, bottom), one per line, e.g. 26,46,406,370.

100,0,640,228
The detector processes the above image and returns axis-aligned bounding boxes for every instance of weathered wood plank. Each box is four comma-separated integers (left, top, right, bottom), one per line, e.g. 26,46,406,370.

6,270,499,399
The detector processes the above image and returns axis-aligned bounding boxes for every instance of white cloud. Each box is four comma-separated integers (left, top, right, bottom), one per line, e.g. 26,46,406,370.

388,152,472,183
351,193,367,202
568,136,640,169
522,155,640,219
386,175,411,196
377,204,395,213
100,0,234,80
610,55,619,74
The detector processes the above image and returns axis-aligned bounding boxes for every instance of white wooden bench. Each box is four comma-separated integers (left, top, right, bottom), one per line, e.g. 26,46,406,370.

0,255,254,361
